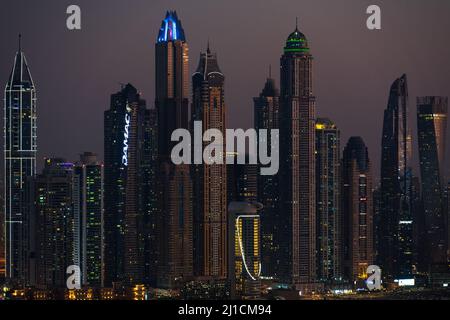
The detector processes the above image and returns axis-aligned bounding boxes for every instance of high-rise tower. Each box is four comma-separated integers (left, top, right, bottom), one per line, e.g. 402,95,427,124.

315,118,341,282
341,137,374,283
254,76,280,279
73,152,104,287
104,84,152,286
417,96,448,268
155,11,193,288
279,23,316,284
379,75,414,280
35,159,75,289
192,45,227,278
4,36,37,284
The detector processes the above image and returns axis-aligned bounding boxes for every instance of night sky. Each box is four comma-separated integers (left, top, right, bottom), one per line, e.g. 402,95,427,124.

1,0,450,180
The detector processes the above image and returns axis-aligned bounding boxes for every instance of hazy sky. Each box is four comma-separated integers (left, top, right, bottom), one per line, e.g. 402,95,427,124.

1,0,450,179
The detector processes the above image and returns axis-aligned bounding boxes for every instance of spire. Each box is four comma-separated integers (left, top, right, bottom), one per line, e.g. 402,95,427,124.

7,35,34,89
284,18,309,54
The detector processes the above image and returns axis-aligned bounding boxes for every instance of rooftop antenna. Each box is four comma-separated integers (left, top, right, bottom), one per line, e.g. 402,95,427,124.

269,65,272,79
18,33,22,52
296,17,298,30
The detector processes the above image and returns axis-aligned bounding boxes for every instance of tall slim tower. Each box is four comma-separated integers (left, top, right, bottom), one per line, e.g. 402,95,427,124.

254,76,280,279
315,118,341,282
155,11,193,288
342,137,374,283
279,23,316,284
0,177,4,280
4,36,37,284
379,74,414,280
73,152,104,287
417,96,448,268
192,46,227,278
104,83,151,286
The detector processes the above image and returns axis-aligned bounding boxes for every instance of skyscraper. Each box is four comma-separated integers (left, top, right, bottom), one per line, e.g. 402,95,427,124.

279,23,316,284
122,88,150,286
192,45,227,279
379,75,414,280
142,108,158,286
315,118,341,283
254,76,280,279
73,152,104,287
35,159,75,289
226,158,260,298
417,96,448,268
228,202,263,299
0,177,5,281
342,137,374,283
104,83,152,286
4,36,37,284
155,11,193,288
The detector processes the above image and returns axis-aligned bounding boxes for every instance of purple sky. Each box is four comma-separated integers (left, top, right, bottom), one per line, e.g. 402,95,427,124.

1,0,450,180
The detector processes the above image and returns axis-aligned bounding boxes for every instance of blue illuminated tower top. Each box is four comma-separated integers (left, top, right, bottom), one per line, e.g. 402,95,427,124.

157,11,186,43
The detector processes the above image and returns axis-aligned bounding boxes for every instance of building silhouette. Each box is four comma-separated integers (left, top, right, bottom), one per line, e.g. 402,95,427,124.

104,83,154,286
192,45,227,279
315,118,341,283
34,159,75,289
73,152,104,287
379,75,414,280
155,11,193,288
417,96,448,270
3,36,37,285
341,137,374,283
254,76,280,279
279,23,316,284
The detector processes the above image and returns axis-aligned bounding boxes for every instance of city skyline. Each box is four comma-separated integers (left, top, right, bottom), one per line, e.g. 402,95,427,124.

1,1,450,301
1,1,450,178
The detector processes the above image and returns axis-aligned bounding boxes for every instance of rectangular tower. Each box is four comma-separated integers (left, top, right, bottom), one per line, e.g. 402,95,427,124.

254,77,280,279
155,11,193,288
35,159,75,289
192,47,227,279
342,137,374,283
73,152,104,287
104,83,152,286
279,26,316,284
315,118,341,283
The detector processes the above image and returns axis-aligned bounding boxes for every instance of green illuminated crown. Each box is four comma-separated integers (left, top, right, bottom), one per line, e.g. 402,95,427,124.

284,27,309,54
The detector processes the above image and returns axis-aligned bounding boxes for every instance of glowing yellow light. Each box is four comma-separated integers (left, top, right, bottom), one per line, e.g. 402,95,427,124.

316,124,325,130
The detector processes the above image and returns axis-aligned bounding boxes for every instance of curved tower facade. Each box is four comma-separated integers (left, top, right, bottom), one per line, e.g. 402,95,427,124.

379,74,414,280
417,96,448,269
